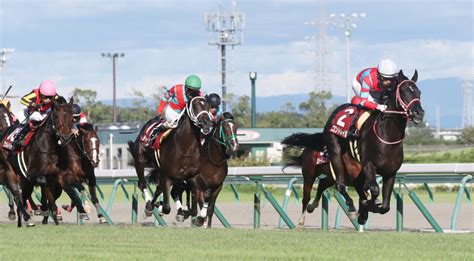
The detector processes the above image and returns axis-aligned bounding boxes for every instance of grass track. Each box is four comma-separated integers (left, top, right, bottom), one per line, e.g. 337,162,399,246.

0,225,472,260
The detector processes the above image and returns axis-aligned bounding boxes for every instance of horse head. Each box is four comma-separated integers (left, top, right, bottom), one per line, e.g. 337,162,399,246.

52,98,74,145
187,96,212,135
0,103,13,131
79,123,100,168
219,112,239,155
383,70,424,124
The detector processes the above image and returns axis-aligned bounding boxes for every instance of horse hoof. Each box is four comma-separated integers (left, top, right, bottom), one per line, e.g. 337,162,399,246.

57,214,63,222
26,219,35,227
195,216,205,227
358,226,364,233
297,224,305,231
306,204,316,213
348,211,359,220
8,212,16,221
143,209,153,218
99,217,107,224
79,213,89,221
40,210,49,217
42,219,48,225
176,214,185,223
34,209,42,216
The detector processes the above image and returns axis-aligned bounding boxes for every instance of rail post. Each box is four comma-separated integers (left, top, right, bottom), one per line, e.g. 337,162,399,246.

279,177,298,228
450,174,472,230
253,177,261,229
214,205,232,228
321,191,329,231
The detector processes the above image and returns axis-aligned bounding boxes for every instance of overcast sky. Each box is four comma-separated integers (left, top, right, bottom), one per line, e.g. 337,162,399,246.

0,0,472,102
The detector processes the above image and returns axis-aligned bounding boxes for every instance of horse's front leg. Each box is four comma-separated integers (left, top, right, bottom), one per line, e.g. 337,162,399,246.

158,176,171,215
361,162,380,204
379,175,396,214
59,171,89,221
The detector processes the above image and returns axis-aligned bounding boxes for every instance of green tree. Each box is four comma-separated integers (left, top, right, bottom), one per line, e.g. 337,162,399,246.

258,102,304,128
459,126,474,144
228,93,251,127
299,90,332,128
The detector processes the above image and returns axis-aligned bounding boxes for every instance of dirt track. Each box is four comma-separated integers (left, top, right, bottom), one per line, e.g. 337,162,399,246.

1,199,472,232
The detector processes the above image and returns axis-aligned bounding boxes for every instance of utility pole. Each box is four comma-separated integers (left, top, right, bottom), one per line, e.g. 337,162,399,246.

102,52,125,125
249,72,257,128
205,0,245,111
329,12,366,103
1,48,15,94
305,0,329,92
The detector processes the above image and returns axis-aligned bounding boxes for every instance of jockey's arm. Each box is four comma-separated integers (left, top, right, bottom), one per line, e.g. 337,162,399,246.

20,91,37,109
156,86,176,116
358,78,378,110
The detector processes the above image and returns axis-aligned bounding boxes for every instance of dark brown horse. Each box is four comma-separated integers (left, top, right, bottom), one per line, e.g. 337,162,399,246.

128,96,212,217
5,99,86,224
0,146,34,227
57,123,104,222
284,70,424,225
192,112,239,227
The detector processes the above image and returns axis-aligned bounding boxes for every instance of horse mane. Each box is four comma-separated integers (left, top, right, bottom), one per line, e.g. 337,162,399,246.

223,112,234,120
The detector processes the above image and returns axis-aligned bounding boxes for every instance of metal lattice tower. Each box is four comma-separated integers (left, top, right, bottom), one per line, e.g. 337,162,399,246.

462,80,473,127
205,0,245,111
305,0,329,92
1,48,15,94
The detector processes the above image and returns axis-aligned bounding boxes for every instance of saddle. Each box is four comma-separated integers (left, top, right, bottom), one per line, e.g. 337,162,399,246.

328,104,371,139
139,119,173,150
2,124,37,152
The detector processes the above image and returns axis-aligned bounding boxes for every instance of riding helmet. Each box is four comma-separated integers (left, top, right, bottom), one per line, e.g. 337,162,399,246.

72,104,82,117
39,80,57,96
185,75,202,90
377,59,398,78
206,93,221,108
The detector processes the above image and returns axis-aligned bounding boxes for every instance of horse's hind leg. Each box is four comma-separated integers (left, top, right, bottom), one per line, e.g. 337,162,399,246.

171,182,186,222
5,188,16,221
206,185,223,228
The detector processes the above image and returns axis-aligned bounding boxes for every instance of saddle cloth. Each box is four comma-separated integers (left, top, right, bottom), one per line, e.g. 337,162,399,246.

2,125,36,152
313,149,329,166
328,105,370,138
152,129,172,150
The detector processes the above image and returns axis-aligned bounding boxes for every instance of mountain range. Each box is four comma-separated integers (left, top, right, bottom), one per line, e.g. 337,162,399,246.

103,77,472,129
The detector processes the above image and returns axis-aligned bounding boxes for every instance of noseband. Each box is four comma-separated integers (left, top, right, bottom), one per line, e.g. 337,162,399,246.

186,96,212,134
373,80,421,145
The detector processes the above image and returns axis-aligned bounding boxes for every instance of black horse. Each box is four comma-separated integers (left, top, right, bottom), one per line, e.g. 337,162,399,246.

4,99,87,225
284,70,424,225
129,96,212,217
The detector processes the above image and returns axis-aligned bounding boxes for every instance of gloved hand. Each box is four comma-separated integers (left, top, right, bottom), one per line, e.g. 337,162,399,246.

376,104,387,112
32,103,41,111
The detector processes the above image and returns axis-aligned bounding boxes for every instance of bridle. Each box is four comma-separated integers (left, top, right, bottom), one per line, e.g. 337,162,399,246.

75,130,99,167
186,96,212,135
51,109,73,144
373,80,421,145
208,118,238,165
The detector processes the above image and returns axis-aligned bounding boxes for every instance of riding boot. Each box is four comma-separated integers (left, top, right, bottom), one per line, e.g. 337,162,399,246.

347,111,360,138
12,125,30,150
148,124,169,147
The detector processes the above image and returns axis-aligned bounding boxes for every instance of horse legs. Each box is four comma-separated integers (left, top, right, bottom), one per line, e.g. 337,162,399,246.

158,177,172,215
206,184,223,228
361,162,380,203
379,175,396,214
7,180,33,227
5,188,16,221
134,143,154,217
171,182,186,222
326,137,357,215
40,184,59,225
60,171,89,221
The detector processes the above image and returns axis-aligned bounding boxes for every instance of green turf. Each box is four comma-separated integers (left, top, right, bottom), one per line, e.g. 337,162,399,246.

0,225,472,260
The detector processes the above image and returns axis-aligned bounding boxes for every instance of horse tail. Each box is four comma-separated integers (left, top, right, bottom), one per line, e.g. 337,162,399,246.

127,140,136,166
281,132,325,151
282,154,303,171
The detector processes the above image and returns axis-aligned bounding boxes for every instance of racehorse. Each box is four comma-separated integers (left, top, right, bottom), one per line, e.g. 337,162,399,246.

56,123,104,223
128,96,212,217
284,70,424,225
0,103,16,131
0,148,34,227
191,112,239,227
4,99,87,225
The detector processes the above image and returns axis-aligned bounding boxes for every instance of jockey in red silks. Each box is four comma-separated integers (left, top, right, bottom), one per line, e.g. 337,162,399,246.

205,93,223,123
12,80,60,149
348,59,399,137
153,75,203,134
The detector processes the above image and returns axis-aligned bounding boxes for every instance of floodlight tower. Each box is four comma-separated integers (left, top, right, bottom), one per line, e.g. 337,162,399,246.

102,52,125,125
462,80,473,127
1,48,15,94
329,12,366,103
205,0,245,111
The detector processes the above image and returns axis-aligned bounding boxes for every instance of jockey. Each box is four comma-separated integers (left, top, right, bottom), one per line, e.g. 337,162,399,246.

347,59,398,137
205,93,223,123
12,80,59,149
148,75,203,146
0,99,19,125
71,104,88,136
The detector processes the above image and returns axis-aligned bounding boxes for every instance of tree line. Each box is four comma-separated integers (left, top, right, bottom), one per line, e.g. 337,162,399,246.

71,87,474,144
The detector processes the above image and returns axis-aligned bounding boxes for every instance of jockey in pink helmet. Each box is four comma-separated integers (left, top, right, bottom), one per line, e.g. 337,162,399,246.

12,80,60,150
